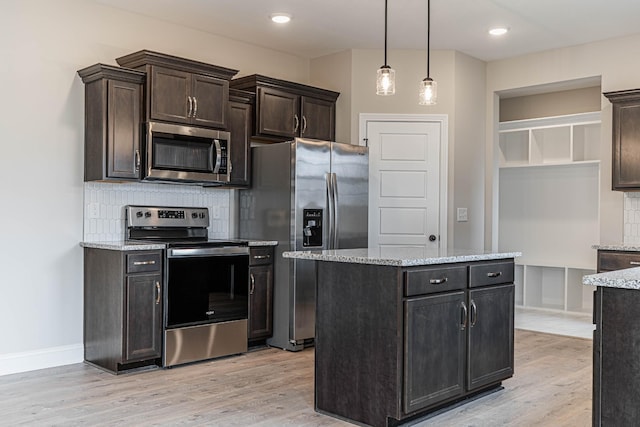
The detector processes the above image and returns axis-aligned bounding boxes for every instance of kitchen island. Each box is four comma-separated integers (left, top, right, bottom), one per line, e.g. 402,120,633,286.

283,247,521,427
583,263,640,426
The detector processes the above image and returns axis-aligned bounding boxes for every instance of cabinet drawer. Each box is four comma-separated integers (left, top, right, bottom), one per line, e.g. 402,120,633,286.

250,247,273,266
598,251,640,272
127,252,162,274
404,265,467,297
469,261,514,288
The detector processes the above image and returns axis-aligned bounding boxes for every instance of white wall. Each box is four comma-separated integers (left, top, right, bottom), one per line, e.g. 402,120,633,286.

0,0,310,375
484,33,640,250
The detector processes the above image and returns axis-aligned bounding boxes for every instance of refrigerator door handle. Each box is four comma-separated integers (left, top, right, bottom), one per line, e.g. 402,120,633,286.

331,173,339,249
326,173,335,249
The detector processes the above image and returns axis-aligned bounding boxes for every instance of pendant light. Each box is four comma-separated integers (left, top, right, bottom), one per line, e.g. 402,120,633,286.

419,0,437,105
376,0,395,95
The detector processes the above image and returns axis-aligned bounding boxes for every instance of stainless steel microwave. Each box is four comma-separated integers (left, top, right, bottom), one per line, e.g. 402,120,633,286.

145,121,231,185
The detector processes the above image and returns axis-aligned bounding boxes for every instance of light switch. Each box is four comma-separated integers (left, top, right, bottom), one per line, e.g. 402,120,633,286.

457,207,468,222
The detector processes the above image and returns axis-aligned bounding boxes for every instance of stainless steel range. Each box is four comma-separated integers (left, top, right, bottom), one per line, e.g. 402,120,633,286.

125,205,249,367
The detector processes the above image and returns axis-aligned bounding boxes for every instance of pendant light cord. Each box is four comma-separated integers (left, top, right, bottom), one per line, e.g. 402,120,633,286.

384,0,388,67
427,0,430,78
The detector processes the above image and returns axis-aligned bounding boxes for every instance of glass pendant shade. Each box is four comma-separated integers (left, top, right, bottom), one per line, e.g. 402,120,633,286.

377,66,396,95
419,78,437,105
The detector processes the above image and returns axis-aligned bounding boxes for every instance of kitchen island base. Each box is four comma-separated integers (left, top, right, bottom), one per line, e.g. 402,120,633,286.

313,257,515,427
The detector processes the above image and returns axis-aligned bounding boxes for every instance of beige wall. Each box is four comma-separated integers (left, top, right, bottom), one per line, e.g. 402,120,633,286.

485,33,640,250
500,86,602,122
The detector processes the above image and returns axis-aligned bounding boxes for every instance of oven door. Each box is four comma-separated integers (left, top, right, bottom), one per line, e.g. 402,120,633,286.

165,246,249,328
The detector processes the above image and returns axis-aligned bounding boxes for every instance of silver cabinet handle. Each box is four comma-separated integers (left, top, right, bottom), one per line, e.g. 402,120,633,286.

133,260,156,266
302,116,307,134
254,255,270,260
187,96,193,117
630,261,640,265
487,271,502,278
470,299,477,326
250,273,255,295
294,114,299,132
193,97,198,117
429,277,448,285
460,301,468,330
155,281,161,305
134,149,141,172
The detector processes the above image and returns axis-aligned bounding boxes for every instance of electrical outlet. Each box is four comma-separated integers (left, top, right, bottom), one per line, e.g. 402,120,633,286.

211,206,221,219
88,202,99,219
457,207,468,222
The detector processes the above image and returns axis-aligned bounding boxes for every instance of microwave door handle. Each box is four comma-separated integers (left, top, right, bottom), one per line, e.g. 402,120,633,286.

212,139,222,173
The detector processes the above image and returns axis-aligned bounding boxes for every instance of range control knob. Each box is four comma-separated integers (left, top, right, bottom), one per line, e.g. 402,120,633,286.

136,211,143,218
199,212,206,219
145,212,152,218
192,212,198,219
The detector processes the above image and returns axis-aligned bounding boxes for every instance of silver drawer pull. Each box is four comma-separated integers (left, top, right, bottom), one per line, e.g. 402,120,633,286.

630,261,640,265
430,277,448,285
133,260,156,266
254,255,270,260
487,271,502,278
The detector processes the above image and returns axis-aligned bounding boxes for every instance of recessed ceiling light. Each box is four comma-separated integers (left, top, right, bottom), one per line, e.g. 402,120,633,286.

489,27,509,36
270,13,292,24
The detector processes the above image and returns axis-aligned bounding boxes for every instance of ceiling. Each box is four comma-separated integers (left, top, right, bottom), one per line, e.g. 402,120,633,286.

96,0,640,61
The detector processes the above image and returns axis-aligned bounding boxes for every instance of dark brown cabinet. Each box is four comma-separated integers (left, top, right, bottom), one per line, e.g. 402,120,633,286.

230,74,339,142
315,258,515,427
84,248,162,374
116,50,238,130
248,246,274,341
604,89,640,191
77,64,145,181
227,89,254,187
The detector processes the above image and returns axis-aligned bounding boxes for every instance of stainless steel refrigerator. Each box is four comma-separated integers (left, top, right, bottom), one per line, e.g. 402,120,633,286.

239,138,368,351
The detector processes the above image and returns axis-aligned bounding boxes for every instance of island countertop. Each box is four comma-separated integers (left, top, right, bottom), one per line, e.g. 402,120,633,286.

592,244,640,252
282,247,521,267
583,267,640,290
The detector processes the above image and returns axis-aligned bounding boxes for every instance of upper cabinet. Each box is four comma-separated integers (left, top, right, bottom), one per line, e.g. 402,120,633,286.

604,89,640,191
78,64,145,182
231,74,339,142
227,89,254,187
116,50,238,130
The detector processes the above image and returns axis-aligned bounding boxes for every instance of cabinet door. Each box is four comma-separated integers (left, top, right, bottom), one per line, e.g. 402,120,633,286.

107,79,142,179
124,274,162,362
248,264,273,340
612,100,640,190
227,101,251,186
301,96,335,141
403,291,466,414
150,66,191,124
191,74,228,129
467,284,514,391
257,87,299,138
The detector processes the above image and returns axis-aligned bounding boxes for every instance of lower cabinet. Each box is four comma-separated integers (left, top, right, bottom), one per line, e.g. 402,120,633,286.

84,248,162,374
315,258,515,427
248,246,274,341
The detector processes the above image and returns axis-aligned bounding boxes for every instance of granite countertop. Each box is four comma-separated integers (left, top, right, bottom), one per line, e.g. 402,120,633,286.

592,244,640,252
282,247,521,267
583,268,640,290
80,239,278,251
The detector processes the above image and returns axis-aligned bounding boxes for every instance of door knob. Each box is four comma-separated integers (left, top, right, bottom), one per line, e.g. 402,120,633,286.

429,235,437,242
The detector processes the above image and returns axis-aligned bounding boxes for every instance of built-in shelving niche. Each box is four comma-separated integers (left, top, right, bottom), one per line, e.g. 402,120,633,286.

498,112,601,314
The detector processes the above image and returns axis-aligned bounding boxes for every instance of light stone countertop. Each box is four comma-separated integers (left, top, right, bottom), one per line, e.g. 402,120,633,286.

80,240,277,251
592,244,640,252
583,267,640,290
282,247,521,267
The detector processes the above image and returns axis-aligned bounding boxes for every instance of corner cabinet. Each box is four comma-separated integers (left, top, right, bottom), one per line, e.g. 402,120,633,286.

230,74,339,142
83,248,162,374
315,259,515,427
77,64,145,181
248,246,274,342
116,50,238,130
227,89,254,187
603,89,640,191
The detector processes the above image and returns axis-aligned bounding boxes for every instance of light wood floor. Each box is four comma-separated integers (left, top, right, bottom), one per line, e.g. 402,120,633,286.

0,330,592,426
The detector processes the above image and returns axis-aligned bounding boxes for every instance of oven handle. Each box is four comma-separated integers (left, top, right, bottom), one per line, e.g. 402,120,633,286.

168,246,249,258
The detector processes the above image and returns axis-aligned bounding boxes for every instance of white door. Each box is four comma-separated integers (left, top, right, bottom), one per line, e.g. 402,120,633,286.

363,116,446,251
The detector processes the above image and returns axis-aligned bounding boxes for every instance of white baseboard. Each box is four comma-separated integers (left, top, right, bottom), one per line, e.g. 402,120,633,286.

0,344,84,376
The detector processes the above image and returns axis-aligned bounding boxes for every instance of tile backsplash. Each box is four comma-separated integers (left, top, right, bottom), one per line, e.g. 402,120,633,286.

83,182,232,242
624,193,640,245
